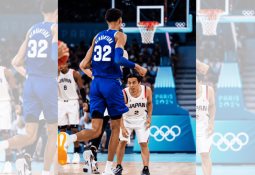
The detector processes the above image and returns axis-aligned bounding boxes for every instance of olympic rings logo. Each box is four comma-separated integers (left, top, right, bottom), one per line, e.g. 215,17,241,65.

175,22,186,28
242,10,255,16
212,132,249,152
150,125,181,142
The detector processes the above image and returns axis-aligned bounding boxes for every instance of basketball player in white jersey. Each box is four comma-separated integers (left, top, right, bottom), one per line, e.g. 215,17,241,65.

196,75,215,175
58,61,88,164
114,73,152,175
0,65,19,173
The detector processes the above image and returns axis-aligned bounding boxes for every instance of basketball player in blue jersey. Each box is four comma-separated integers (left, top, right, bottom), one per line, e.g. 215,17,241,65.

0,1,58,175
61,8,147,175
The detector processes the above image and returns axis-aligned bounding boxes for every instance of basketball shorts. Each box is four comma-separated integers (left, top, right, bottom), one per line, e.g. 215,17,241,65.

23,76,57,123
119,117,149,144
90,77,128,119
58,100,80,126
0,101,12,130
197,134,212,153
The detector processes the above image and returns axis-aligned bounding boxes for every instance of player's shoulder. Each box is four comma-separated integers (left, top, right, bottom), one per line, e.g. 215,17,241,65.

115,31,126,39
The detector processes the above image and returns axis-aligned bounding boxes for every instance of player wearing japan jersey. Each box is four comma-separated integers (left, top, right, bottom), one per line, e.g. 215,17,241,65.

196,76,215,175
114,73,153,175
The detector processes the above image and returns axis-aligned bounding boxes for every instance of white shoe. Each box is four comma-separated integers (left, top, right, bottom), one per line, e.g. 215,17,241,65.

2,161,12,174
83,150,93,173
15,154,32,175
72,153,80,164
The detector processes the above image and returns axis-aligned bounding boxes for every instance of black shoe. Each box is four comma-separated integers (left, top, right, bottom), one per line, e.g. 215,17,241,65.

113,164,123,175
141,166,150,175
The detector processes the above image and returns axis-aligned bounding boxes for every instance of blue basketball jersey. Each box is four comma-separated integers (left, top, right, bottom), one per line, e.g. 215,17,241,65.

25,22,57,78
91,29,122,79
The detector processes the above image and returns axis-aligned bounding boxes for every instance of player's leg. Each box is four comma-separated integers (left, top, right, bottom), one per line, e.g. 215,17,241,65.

136,125,150,175
42,122,57,174
105,118,121,173
102,78,129,175
0,102,14,173
114,125,131,175
39,77,58,175
200,152,212,175
90,115,110,161
74,117,103,140
70,125,80,163
68,100,81,163
5,122,39,149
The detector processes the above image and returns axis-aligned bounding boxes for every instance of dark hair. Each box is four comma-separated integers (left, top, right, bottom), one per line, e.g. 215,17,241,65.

126,72,142,83
105,8,122,22
40,0,57,13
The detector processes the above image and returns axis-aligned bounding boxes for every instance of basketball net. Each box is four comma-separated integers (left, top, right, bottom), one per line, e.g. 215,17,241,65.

138,21,159,44
198,9,224,36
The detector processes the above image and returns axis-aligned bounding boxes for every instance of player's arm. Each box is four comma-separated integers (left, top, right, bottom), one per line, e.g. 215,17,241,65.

51,23,58,61
80,37,96,71
73,70,89,111
146,86,153,129
12,65,26,77
208,86,216,136
12,31,29,67
114,32,147,76
4,68,20,105
83,69,93,79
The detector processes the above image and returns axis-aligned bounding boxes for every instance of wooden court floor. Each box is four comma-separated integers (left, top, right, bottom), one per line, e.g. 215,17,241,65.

57,162,196,175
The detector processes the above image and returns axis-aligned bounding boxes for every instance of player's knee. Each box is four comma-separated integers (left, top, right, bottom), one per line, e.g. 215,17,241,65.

91,126,102,138
119,141,127,147
200,153,210,160
139,142,148,148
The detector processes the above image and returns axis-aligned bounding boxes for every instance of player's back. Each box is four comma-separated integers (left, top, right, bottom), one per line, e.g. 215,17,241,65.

25,22,57,78
91,29,122,79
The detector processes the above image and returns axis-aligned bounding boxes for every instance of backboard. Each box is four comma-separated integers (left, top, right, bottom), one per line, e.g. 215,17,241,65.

197,0,255,23
113,0,193,33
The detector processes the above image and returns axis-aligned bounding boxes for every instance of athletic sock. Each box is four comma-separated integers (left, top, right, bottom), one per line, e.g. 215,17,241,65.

70,134,77,142
0,140,9,150
105,161,113,172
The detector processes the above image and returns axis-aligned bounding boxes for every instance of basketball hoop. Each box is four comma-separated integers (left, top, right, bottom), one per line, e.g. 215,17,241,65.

198,9,224,36
138,21,159,44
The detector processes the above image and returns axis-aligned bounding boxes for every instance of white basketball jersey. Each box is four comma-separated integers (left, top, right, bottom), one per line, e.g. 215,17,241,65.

0,66,11,101
123,85,147,120
58,69,79,101
196,85,209,137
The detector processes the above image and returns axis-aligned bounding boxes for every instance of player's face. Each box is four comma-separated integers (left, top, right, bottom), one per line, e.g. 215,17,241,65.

127,77,140,92
59,63,68,72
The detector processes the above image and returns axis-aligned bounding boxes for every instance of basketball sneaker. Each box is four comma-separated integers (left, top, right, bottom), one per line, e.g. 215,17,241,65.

83,150,93,173
72,153,80,164
113,164,123,175
141,166,150,175
15,153,32,175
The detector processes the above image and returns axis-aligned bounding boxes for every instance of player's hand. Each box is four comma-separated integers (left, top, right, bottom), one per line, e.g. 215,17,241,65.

121,127,129,138
83,102,89,112
58,41,69,59
135,64,147,77
145,117,151,130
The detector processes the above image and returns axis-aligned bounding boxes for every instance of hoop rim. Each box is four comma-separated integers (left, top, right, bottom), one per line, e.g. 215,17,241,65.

198,9,225,15
137,21,160,30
